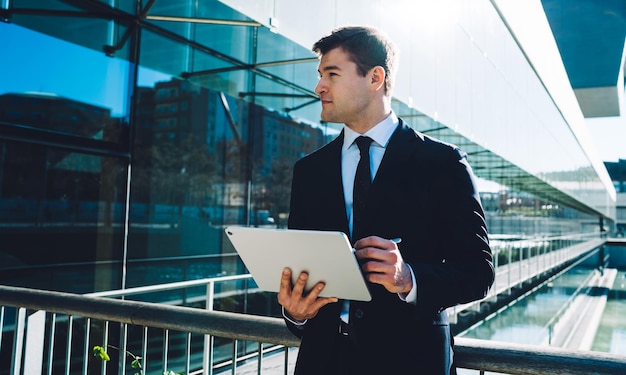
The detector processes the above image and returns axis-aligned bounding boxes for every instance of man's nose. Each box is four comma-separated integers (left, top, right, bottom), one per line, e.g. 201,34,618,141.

314,79,326,95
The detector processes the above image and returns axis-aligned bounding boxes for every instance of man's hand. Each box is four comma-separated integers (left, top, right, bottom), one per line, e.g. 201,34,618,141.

354,236,413,294
277,268,338,322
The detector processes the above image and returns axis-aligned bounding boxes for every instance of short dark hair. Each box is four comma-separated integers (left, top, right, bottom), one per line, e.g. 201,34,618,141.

312,26,397,95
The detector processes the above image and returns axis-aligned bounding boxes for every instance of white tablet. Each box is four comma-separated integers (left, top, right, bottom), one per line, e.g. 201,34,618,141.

224,226,371,301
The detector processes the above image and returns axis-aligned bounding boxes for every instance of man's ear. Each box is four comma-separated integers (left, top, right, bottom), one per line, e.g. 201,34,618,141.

369,66,386,92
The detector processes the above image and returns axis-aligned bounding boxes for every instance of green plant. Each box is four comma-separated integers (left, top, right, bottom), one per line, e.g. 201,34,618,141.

93,345,143,375
93,345,184,375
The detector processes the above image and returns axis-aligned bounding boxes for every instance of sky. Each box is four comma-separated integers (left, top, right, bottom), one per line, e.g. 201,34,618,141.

586,115,626,163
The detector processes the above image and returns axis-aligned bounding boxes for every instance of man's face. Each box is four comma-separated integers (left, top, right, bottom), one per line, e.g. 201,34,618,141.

314,48,372,126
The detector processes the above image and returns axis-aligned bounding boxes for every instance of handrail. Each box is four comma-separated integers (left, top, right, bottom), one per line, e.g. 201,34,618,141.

0,285,296,346
86,273,253,298
1,285,625,374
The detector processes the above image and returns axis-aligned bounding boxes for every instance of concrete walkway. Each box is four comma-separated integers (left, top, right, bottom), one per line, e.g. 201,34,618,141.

545,268,617,350
215,347,298,375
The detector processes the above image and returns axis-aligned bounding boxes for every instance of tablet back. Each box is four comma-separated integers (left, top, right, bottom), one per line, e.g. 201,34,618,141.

224,226,371,301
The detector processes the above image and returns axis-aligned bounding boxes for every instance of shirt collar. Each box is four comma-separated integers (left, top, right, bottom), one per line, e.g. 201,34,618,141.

343,112,399,151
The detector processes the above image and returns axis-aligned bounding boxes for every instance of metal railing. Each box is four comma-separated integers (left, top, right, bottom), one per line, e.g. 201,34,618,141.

1,233,620,375
97,232,606,322
448,232,605,320
1,285,626,375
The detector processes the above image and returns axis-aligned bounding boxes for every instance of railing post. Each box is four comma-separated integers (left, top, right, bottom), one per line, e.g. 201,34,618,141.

10,307,26,375
162,329,170,373
204,281,216,375
284,346,290,375
257,342,263,374
548,324,553,345
519,241,523,284
101,321,109,374
47,313,57,375
119,323,128,375
81,318,91,375
540,238,544,273
507,245,512,294
65,316,74,375
232,340,238,375
22,310,46,375
141,326,148,372
492,247,498,300
185,332,192,375
0,306,4,352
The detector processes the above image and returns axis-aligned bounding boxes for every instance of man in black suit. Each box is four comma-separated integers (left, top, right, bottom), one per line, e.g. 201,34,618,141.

277,26,494,375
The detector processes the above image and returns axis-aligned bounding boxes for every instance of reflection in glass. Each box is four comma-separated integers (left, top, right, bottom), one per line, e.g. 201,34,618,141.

127,75,326,289
0,22,131,143
0,141,127,292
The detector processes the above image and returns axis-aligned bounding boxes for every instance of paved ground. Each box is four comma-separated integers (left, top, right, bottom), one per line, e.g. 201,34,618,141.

215,347,298,375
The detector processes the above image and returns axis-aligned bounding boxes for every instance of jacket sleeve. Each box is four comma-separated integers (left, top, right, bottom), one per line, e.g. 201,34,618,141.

282,159,306,337
409,146,495,313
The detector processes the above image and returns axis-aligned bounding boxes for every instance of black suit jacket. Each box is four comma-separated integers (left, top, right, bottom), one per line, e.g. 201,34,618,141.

287,119,494,374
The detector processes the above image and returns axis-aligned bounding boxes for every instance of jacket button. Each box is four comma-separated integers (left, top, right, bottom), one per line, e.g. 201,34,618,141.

354,309,365,319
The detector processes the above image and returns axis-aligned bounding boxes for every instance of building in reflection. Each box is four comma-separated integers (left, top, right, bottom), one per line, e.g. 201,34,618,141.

0,78,325,291
0,92,116,138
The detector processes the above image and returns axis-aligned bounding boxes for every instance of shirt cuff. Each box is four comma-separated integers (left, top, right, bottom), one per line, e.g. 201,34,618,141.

398,264,418,304
282,306,308,326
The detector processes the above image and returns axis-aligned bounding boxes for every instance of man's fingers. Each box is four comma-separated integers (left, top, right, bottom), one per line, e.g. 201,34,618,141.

361,258,412,294
291,271,309,296
306,282,339,310
354,236,398,251
356,247,394,263
304,281,326,301
280,267,292,287
277,273,338,321
278,268,292,297
311,296,339,311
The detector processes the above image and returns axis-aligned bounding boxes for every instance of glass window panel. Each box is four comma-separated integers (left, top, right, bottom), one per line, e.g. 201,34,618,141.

0,22,131,143
148,0,250,22
128,73,249,286
127,69,331,287
255,26,313,64
251,74,315,114
94,0,137,14
12,0,79,10
143,19,256,66
0,140,127,292
10,6,131,59
192,23,254,64
139,28,240,84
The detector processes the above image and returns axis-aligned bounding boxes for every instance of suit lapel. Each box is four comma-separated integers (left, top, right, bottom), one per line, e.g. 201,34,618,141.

318,132,350,235
368,120,419,217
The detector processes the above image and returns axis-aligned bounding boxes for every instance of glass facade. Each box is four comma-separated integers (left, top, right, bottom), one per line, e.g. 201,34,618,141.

0,0,616,296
